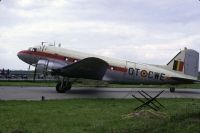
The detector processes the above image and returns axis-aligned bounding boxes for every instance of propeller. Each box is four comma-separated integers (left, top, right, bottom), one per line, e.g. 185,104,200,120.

33,64,37,81
28,65,31,71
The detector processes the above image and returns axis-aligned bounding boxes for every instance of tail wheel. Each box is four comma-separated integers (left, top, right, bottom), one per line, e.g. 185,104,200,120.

170,87,175,93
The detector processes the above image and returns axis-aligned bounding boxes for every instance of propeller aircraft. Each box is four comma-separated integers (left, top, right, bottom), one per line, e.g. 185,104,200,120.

17,43,199,93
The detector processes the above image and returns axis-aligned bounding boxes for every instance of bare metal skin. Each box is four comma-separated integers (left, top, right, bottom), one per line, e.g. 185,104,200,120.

17,44,199,93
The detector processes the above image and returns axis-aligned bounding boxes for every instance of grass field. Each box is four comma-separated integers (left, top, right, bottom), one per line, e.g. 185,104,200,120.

0,80,200,89
0,99,199,133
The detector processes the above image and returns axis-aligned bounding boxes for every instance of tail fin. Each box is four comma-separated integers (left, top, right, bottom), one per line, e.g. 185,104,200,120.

167,48,199,78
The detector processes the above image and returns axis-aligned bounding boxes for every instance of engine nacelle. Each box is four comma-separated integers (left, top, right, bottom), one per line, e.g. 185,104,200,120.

36,59,67,73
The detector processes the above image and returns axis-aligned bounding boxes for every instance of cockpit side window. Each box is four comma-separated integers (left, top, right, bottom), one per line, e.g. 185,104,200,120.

28,47,37,52
33,48,37,52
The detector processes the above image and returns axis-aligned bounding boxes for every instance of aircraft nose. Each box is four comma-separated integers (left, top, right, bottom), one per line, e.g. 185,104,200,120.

17,50,31,64
17,51,25,60
17,50,39,65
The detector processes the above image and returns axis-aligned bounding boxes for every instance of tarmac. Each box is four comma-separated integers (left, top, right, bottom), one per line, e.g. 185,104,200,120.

0,86,200,100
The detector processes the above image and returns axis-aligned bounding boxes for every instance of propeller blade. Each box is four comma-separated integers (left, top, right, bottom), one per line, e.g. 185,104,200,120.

28,65,31,70
33,64,37,81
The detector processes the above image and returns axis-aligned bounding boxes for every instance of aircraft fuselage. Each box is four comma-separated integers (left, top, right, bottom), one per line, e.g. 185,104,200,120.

17,45,197,84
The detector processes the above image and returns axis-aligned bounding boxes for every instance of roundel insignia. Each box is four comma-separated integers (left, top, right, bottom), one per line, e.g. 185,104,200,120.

141,70,148,77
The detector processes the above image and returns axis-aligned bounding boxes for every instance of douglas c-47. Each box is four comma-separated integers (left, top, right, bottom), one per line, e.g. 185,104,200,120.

17,44,199,93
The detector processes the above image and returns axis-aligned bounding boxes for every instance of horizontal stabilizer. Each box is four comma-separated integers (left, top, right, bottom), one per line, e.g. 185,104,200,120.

170,77,197,83
52,57,109,80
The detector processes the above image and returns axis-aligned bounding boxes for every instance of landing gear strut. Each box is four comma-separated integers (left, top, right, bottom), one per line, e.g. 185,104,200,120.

170,87,175,93
56,78,72,93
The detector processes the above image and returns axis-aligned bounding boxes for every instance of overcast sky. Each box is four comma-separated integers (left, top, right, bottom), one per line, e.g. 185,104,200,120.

0,0,200,70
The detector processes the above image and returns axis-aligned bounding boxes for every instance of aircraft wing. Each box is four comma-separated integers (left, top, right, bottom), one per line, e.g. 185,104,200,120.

52,57,109,80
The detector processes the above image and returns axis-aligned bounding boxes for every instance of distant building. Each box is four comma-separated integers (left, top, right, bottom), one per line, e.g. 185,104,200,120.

0,69,55,80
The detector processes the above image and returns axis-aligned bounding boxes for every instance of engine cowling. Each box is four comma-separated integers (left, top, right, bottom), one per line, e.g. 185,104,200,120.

36,59,67,73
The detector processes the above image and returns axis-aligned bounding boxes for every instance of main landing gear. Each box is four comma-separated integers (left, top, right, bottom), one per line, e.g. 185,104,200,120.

56,78,72,93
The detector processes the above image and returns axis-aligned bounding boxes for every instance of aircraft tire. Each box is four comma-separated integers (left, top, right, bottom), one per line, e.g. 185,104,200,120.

56,81,67,93
170,87,175,93
66,82,72,90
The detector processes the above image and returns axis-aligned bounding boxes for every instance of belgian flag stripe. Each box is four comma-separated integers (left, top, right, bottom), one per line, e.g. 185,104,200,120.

176,61,180,71
173,60,184,71
173,60,178,70
178,61,184,71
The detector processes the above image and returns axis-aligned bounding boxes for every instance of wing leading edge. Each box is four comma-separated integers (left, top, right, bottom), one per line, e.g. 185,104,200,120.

52,57,109,80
